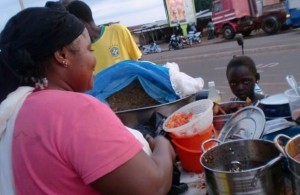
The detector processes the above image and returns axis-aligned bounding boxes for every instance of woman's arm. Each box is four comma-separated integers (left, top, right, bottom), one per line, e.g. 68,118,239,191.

90,136,175,195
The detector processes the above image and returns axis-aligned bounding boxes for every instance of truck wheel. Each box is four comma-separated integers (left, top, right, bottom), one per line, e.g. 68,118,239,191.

262,17,280,35
222,25,235,40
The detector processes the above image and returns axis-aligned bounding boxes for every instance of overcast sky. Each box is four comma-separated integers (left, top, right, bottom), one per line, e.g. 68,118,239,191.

0,0,168,31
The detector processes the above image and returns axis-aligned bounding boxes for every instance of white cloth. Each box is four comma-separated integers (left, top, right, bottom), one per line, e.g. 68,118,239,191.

164,62,204,98
126,127,152,156
0,87,34,195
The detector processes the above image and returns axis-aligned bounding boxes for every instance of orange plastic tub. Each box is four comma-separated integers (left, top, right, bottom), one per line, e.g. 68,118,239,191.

172,139,203,173
170,124,217,173
170,124,217,150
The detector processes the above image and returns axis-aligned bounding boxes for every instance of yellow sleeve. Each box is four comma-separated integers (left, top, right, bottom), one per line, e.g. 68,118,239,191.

112,24,142,60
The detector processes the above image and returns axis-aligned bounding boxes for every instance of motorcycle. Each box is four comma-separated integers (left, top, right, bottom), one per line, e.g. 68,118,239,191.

187,31,201,45
142,42,162,54
180,35,188,46
168,34,184,50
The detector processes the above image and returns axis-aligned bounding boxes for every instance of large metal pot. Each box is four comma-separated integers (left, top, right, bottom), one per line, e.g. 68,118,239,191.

200,139,285,195
115,94,195,128
274,134,300,195
213,101,247,132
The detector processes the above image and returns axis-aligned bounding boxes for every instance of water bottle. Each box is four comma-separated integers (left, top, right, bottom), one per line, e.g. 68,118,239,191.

207,81,221,103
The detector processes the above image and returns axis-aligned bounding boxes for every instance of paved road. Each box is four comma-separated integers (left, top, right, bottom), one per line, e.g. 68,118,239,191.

142,28,300,101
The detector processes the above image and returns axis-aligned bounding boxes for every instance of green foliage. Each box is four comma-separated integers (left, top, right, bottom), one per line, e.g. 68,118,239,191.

194,0,213,12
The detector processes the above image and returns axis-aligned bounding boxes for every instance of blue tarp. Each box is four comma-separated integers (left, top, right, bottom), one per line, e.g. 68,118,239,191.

87,60,179,104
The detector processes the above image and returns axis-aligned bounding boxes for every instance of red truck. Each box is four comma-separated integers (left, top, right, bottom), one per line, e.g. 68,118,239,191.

212,0,287,40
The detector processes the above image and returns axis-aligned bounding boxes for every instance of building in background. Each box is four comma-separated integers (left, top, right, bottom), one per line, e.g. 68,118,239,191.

128,0,213,46
129,10,212,46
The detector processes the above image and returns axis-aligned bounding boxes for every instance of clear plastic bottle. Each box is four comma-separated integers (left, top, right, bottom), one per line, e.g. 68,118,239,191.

207,81,221,103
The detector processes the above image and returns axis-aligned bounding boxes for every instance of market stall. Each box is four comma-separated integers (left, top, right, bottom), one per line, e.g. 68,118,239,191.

114,89,300,195
88,56,300,195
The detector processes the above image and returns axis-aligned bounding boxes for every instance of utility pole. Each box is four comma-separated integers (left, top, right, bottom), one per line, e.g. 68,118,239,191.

19,0,25,10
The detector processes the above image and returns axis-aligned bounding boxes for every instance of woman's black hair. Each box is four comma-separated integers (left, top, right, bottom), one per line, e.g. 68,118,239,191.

0,1,85,102
0,34,42,102
226,55,258,77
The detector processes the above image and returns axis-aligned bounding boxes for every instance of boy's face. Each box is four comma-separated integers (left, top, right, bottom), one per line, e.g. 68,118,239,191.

227,66,257,101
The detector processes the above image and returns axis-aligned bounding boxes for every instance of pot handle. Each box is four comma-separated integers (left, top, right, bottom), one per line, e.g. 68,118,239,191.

251,154,283,187
201,138,221,153
273,134,291,157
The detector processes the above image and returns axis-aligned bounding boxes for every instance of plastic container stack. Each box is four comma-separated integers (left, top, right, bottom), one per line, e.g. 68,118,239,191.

163,99,216,173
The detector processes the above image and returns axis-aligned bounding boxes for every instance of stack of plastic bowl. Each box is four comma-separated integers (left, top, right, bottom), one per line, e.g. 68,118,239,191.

163,99,215,173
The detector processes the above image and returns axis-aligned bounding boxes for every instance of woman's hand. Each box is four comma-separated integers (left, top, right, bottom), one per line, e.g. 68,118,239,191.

145,134,176,161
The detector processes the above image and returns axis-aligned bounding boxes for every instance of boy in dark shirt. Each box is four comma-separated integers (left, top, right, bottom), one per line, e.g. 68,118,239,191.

226,55,265,105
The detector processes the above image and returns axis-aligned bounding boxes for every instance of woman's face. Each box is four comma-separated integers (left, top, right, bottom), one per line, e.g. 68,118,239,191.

227,66,257,101
65,29,96,92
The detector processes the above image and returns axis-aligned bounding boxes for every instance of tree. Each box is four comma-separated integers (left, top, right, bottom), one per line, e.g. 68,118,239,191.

194,0,213,12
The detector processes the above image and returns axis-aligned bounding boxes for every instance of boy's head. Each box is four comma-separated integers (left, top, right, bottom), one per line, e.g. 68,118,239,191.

66,0,94,23
226,55,260,101
59,0,74,7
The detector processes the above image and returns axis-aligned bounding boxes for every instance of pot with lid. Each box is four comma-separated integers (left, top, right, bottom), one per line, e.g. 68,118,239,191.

200,139,285,195
213,101,249,132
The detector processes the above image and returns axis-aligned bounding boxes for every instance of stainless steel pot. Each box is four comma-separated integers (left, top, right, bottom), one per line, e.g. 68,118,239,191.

115,94,195,128
200,139,285,195
213,101,247,132
274,134,300,195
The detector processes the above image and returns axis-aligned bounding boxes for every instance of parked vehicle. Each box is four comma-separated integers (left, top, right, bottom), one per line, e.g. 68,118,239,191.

187,31,201,45
180,35,189,45
169,34,184,50
142,42,162,54
212,0,288,40
285,0,300,27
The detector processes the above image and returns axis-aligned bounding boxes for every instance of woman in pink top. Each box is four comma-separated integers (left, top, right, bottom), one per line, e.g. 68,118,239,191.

0,2,175,195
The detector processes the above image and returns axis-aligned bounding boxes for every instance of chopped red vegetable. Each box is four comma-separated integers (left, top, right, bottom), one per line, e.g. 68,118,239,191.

165,112,194,128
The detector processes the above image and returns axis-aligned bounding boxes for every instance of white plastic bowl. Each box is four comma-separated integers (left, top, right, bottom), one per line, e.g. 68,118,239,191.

163,99,214,137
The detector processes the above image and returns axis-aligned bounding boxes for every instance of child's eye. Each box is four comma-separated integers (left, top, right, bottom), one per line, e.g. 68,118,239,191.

230,82,237,86
243,80,251,85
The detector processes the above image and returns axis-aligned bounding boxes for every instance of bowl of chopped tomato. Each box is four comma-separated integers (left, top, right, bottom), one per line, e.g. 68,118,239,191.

163,99,214,137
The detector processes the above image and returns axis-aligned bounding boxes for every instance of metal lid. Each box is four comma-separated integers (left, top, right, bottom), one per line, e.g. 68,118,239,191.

218,106,266,142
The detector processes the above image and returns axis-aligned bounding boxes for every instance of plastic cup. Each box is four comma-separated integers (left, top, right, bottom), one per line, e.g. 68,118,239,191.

284,87,300,120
